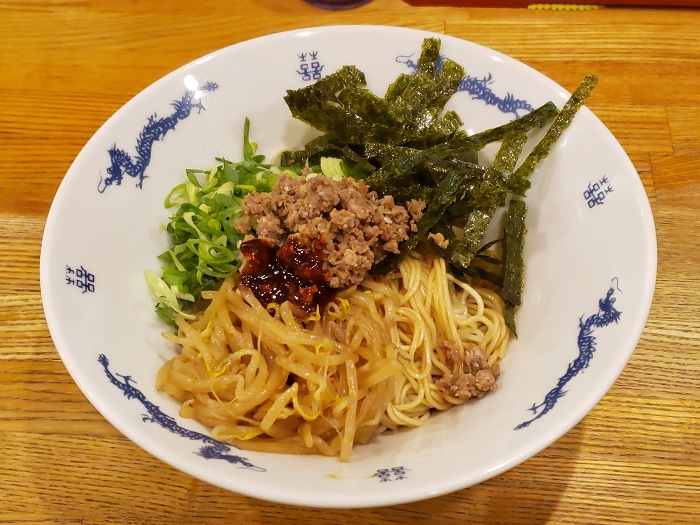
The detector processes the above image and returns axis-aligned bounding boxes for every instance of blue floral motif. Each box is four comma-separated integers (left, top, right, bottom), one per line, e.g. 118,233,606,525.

97,81,219,193
514,279,623,430
396,54,534,119
98,354,266,472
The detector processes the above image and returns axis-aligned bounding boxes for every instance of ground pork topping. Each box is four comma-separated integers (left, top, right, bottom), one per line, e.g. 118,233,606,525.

235,174,425,288
435,341,500,399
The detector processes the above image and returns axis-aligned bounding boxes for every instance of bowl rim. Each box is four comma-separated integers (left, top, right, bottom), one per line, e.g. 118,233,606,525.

39,24,658,508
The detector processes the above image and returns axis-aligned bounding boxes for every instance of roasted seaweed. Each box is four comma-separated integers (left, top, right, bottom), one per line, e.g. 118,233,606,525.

502,199,527,336
510,74,598,193
372,171,470,274
282,38,467,169
281,37,597,335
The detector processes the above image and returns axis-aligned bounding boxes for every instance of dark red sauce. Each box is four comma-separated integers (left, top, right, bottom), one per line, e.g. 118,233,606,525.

238,236,336,315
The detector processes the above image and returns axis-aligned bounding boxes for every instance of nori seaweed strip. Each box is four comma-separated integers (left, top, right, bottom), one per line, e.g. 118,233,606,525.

502,199,527,336
418,37,441,76
279,148,307,168
364,139,476,197
387,57,464,142
476,237,502,255
284,38,549,174
364,142,421,162
429,222,503,287
279,135,348,168
383,39,440,109
431,59,465,106
280,135,375,173
439,131,528,272
459,172,509,208
335,88,396,134
375,141,481,187
367,147,486,202
372,171,467,274
448,101,558,152
474,253,502,266
284,66,394,144
384,39,465,144
385,74,413,101
421,58,465,116
504,305,518,337
405,110,463,147
437,131,525,214
385,37,450,105
465,265,503,287
363,151,427,198
367,133,509,205
303,134,345,159
369,101,555,182
340,146,376,174
421,152,484,185
495,131,528,175
446,200,472,220
503,199,527,306
284,65,366,117
449,207,496,270
510,74,598,191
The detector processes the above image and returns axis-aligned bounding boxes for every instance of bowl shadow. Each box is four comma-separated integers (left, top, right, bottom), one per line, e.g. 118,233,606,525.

190,421,583,522
391,427,583,523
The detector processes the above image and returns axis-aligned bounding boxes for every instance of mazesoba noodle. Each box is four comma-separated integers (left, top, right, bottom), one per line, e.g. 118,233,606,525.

156,250,508,461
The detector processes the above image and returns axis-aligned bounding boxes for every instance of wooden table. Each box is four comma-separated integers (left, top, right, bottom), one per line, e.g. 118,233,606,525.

2,0,698,523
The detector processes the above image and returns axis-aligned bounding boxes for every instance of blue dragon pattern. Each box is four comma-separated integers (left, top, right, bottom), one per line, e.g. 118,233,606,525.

97,81,218,193
514,280,623,430
396,54,534,119
98,354,266,471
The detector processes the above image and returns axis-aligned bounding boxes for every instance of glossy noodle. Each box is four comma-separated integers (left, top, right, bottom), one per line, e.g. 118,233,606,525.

157,250,508,461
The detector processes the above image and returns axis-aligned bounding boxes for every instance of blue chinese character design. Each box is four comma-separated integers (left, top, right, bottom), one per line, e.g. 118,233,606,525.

65,265,95,294
297,51,324,82
376,466,409,482
98,81,219,193
584,175,614,208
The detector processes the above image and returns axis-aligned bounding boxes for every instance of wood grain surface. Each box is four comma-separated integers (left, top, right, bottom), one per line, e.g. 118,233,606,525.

1,0,698,523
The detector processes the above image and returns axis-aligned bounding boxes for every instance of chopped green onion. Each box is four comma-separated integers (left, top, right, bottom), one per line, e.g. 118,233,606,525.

147,118,279,326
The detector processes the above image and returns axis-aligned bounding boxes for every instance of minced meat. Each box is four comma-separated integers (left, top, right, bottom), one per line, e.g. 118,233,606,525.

435,341,499,399
235,174,425,289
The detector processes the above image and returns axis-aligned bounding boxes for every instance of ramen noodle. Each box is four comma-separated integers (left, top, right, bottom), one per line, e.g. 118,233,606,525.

157,250,507,461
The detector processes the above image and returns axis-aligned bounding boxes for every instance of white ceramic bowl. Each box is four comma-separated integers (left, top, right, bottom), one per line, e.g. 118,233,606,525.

40,25,656,508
